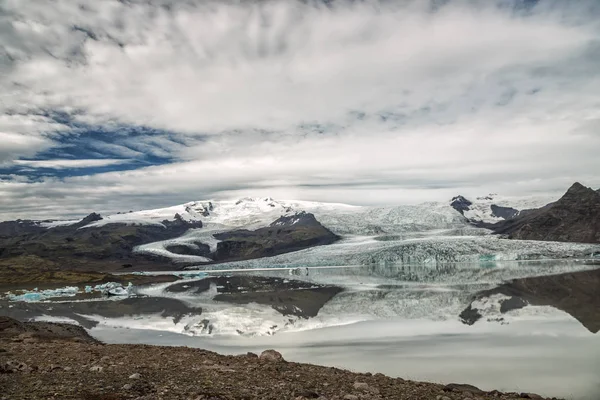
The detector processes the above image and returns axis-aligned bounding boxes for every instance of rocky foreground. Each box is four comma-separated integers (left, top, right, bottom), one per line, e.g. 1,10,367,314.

1,317,555,400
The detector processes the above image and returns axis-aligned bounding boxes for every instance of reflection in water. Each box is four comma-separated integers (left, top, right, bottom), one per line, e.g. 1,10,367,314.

4,259,600,399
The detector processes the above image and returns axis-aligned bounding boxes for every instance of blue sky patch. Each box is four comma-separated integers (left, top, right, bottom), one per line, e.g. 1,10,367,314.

1,116,191,180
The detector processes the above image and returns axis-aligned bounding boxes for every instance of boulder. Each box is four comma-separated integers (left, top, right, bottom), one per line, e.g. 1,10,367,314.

259,349,284,362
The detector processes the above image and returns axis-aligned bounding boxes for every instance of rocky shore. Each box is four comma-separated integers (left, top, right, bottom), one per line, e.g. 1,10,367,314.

1,317,556,400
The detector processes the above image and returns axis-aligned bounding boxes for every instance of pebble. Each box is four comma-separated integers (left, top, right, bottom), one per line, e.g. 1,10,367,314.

123,384,133,390
129,373,142,379
89,366,103,372
436,396,451,400
343,395,359,400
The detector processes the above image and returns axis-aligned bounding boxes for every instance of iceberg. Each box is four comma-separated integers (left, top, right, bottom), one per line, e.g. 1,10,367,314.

7,286,80,302
5,282,135,302
91,282,134,296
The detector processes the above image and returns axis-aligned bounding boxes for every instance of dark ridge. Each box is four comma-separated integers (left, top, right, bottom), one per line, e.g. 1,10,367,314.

212,212,339,262
490,204,519,220
489,182,600,244
450,195,472,215
72,212,103,228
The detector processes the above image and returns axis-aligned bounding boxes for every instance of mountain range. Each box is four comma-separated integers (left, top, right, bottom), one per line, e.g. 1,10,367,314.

0,183,599,283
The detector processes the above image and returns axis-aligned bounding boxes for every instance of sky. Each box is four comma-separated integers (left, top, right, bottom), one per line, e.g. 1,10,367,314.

1,0,600,220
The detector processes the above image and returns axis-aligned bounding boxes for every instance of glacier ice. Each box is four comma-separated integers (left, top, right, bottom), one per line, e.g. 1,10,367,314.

189,233,600,271
7,286,80,302
38,195,599,270
5,282,134,302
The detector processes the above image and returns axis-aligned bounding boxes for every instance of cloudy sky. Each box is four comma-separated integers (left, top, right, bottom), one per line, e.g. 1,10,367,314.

1,0,599,220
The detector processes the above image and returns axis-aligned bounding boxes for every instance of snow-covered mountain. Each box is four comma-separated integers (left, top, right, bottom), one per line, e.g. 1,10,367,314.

450,193,555,224
45,196,466,234
33,193,600,267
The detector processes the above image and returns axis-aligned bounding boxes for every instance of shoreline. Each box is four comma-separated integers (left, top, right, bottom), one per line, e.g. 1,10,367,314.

1,317,555,400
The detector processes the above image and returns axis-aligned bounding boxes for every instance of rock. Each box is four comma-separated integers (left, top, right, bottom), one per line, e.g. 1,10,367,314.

123,384,133,390
259,349,284,362
444,383,484,394
459,304,483,325
353,382,370,391
499,296,528,313
450,195,473,215
100,356,110,363
1,360,31,373
129,373,142,379
352,381,379,395
520,394,543,399
436,396,451,400
491,182,600,244
89,365,103,372
295,389,320,398
213,212,339,262
246,352,258,358
343,395,359,400
490,204,520,220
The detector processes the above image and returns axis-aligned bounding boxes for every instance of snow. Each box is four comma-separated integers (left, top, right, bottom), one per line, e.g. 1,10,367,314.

38,194,553,235
457,193,555,224
82,204,198,228
114,195,597,265
39,219,81,228
38,192,557,233
34,193,595,268
41,197,360,231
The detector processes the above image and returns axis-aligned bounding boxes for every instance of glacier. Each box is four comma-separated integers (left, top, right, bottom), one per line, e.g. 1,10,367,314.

187,233,600,270
35,195,600,267
96,196,597,265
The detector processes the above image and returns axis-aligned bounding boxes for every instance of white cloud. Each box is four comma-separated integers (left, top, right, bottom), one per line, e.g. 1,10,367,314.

12,158,130,169
0,0,599,219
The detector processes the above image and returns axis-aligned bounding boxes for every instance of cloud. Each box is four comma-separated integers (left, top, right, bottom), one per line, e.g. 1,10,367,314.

12,158,130,169
0,0,599,219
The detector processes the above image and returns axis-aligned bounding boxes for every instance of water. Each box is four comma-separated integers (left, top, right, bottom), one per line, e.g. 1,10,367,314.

92,318,600,400
10,260,600,399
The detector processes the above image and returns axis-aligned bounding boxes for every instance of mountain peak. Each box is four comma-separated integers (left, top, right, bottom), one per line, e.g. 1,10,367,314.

559,182,599,202
492,182,600,244
77,212,103,226
450,195,472,215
